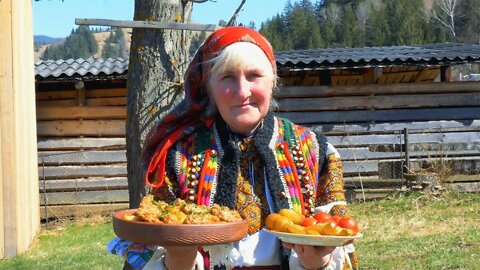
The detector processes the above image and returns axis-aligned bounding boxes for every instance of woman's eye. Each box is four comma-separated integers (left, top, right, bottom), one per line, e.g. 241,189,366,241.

220,74,234,80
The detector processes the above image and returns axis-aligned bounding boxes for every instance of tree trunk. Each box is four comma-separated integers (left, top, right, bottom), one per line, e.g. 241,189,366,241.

126,0,193,209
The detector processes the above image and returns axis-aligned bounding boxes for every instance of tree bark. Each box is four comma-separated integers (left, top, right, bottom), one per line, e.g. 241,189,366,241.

126,0,193,209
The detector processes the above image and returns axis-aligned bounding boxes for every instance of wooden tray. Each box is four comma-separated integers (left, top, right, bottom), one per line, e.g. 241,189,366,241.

113,209,249,246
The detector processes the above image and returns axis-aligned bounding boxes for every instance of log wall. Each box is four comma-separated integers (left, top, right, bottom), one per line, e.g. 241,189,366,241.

37,85,128,219
36,70,480,218
275,81,480,200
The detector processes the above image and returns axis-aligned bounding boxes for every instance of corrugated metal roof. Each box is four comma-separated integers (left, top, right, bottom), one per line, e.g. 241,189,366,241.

275,43,480,70
35,58,128,79
34,43,480,79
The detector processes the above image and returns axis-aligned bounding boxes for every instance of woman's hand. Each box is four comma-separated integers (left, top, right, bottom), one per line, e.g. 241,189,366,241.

282,242,335,269
164,246,198,270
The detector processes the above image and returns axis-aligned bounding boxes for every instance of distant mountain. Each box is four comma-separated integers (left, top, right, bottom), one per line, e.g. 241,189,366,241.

34,35,64,44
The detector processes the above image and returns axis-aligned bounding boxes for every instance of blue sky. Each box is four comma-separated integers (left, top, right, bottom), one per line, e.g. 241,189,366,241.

33,0,291,38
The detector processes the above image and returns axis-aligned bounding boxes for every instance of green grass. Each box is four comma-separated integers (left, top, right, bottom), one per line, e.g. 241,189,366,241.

350,191,480,270
0,191,479,269
0,217,124,270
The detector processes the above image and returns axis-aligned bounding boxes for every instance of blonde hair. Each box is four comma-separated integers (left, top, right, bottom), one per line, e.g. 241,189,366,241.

204,42,279,117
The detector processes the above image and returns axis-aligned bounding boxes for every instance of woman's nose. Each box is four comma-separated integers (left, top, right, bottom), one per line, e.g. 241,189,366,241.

235,76,251,98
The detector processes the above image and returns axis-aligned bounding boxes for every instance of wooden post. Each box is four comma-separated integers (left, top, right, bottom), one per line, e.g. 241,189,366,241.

76,81,86,106
0,0,40,259
403,128,410,174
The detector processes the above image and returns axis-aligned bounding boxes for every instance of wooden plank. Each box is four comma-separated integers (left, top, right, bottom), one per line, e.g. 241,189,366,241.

349,188,400,201
36,99,77,107
344,176,404,189
37,106,126,120
343,160,378,175
276,107,480,124
36,90,77,100
0,0,13,258
86,96,126,106
446,174,480,182
38,165,127,179
446,182,480,192
276,93,480,111
275,81,480,98
39,177,128,192
38,150,126,165
76,18,220,31
38,138,125,151
337,147,480,161
1,0,39,258
37,119,125,137
40,203,129,219
85,88,127,98
313,120,480,135
40,189,129,205
327,131,480,147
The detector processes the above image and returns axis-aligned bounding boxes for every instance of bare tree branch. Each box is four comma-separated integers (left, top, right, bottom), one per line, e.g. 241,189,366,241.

227,0,247,26
430,0,457,39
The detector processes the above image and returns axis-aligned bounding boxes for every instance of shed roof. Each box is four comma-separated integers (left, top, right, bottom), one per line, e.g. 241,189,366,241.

276,43,480,70
35,43,480,79
35,58,128,80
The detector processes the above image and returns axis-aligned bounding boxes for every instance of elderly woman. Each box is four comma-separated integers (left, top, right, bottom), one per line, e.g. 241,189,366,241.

108,26,358,270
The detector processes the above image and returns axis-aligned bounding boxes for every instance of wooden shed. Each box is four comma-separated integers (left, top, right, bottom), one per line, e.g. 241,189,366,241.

0,0,39,259
35,43,480,218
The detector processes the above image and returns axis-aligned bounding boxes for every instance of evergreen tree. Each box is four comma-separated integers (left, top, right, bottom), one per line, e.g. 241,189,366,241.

366,3,389,46
188,31,207,56
456,0,480,43
41,25,99,60
386,0,426,45
341,4,356,47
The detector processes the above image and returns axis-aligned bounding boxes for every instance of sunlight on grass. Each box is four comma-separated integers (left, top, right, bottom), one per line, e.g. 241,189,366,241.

0,191,478,270
350,191,480,269
0,216,124,270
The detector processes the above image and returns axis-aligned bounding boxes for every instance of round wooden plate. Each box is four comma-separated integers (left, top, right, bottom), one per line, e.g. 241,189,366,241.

113,209,249,246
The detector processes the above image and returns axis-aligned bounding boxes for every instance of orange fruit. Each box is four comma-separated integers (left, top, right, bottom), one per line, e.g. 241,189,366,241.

305,228,321,235
336,228,354,236
265,213,292,232
278,208,305,225
286,223,307,234
319,222,337,236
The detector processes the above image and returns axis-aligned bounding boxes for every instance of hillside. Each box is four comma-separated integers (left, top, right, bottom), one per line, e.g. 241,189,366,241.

34,28,132,62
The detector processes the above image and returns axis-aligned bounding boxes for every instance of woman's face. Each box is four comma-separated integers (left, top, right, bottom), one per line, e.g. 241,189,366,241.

208,44,275,134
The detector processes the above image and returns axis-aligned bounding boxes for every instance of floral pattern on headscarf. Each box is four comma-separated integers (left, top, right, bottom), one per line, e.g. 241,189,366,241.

142,26,277,188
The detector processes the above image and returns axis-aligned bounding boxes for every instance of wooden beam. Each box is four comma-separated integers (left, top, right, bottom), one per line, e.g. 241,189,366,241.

75,18,220,31
36,106,126,120
39,177,128,192
276,93,480,111
38,150,127,165
276,81,480,98
37,119,125,137
312,120,480,135
38,138,125,151
38,165,127,180
40,189,128,205
276,107,480,124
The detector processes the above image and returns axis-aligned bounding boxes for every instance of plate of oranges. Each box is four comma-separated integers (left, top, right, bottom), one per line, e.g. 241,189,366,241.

264,209,362,246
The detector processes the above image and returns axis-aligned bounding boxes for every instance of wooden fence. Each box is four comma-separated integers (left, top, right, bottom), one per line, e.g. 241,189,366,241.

37,86,128,219
276,81,480,200
36,80,480,218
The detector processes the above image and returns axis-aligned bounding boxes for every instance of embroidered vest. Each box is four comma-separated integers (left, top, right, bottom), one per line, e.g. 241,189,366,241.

168,114,327,217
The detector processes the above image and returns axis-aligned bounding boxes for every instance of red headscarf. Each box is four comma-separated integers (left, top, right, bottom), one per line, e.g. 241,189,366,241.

142,26,276,188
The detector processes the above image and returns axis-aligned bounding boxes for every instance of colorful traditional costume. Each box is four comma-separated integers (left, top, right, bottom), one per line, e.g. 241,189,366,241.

108,26,358,270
